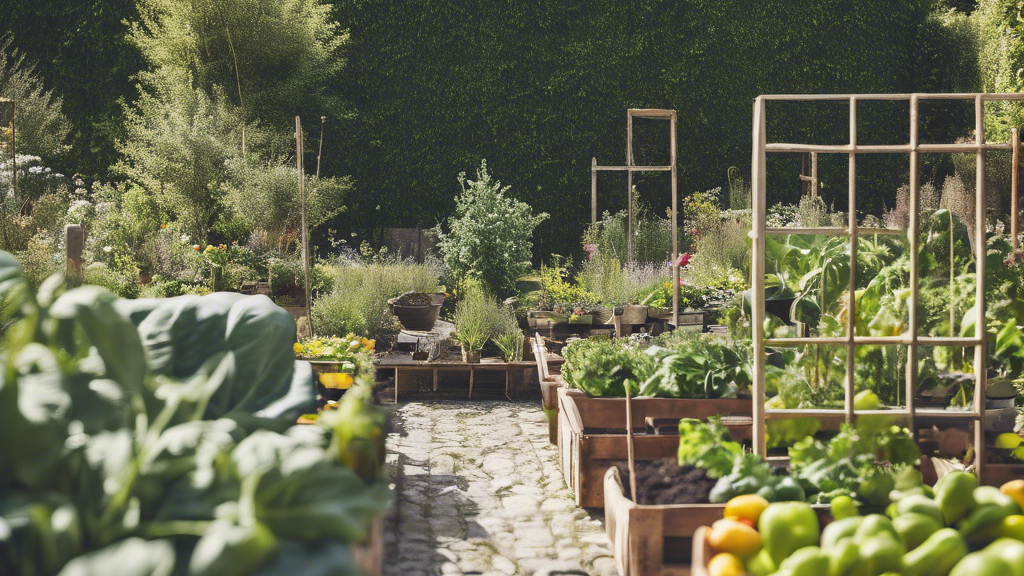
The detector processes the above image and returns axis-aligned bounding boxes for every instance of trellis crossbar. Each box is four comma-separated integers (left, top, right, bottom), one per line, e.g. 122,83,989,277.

751,93,1024,483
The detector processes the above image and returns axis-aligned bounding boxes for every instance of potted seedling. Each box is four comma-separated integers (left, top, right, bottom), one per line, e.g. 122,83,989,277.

388,291,446,332
453,286,492,363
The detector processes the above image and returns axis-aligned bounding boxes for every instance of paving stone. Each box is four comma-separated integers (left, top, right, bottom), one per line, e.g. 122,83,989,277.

383,401,617,576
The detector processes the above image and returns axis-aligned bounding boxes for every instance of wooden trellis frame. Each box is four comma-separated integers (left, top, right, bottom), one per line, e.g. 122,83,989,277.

591,109,679,325
751,93,1024,484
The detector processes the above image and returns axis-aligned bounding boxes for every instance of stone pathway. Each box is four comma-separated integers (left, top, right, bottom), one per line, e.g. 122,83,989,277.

382,401,618,576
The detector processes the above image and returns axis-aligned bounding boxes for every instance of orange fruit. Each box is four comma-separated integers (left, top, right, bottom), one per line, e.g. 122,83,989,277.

707,552,746,576
708,518,762,559
725,494,770,526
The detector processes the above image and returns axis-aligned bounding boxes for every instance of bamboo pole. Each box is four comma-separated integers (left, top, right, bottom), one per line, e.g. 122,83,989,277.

296,116,313,337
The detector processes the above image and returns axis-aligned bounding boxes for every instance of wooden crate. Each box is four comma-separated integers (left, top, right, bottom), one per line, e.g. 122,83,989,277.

353,515,384,576
984,463,1024,486
558,387,752,508
604,467,724,576
689,526,713,576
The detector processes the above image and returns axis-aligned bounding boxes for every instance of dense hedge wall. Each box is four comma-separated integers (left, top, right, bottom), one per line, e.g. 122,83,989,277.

328,0,972,258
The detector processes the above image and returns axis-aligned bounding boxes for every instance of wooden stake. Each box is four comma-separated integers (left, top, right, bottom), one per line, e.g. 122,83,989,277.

591,157,597,224
296,116,313,337
624,379,638,504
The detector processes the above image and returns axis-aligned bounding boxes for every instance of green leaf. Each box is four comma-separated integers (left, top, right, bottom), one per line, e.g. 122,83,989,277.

55,537,175,576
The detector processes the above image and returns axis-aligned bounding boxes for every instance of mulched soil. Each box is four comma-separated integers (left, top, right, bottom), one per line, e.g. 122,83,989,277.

612,457,716,505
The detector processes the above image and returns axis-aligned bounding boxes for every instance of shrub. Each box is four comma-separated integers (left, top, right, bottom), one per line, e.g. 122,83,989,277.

578,255,669,305
583,196,674,268
438,160,548,298
311,259,443,340
83,262,140,299
14,231,60,290
538,256,596,307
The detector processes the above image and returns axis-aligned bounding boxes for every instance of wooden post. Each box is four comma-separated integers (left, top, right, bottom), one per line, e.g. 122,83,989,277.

1012,127,1019,253
591,157,598,224
671,111,679,328
624,378,638,503
974,96,987,484
906,95,919,438
846,99,858,425
751,97,767,457
65,224,85,288
627,113,634,264
295,116,313,336
10,101,15,197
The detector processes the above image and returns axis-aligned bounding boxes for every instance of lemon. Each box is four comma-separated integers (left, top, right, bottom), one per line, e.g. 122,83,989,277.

708,518,762,559
995,433,1023,449
725,494,770,526
707,552,746,576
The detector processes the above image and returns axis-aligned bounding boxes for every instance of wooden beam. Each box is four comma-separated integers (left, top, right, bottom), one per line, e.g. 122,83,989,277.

1013,128,1019,253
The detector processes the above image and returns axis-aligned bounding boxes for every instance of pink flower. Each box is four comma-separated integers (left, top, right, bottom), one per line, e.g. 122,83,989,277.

676,253,691,267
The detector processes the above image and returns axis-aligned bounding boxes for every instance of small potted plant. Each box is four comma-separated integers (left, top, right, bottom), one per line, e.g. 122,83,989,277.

452,286,492,363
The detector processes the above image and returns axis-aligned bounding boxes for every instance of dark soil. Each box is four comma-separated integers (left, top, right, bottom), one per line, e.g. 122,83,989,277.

393,291,432,306
612,457,716,505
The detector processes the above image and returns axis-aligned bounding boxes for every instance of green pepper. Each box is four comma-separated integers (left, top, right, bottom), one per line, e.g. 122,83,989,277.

828,539,860,576
948,550,1015,576
891,494,944,526
758,502,820,566
779,546,829,576
853,514,899,543
822,516,865,550
958,503,1018,546
901,528,968,576
974,486,1023,514
935,471,977,526
708,477,738,503
745,548,776,576
893,512,942,551
851,533,903,576
983,539,1024,576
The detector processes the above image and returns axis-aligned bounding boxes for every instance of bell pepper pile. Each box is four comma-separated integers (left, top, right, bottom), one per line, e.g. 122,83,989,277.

702,474,1024,576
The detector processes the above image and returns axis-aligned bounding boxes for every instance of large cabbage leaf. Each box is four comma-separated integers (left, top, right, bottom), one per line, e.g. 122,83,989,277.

115,293,315,420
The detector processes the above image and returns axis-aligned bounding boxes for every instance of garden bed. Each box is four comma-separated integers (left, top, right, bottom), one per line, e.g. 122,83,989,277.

557,387,752,508
532,333,565,444
604,467,726,576
353,516,384,576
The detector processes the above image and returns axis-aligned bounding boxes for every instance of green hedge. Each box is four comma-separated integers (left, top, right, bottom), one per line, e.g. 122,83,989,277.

329,0,972,257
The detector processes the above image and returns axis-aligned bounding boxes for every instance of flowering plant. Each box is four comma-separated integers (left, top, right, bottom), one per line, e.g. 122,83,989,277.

293,334,376,371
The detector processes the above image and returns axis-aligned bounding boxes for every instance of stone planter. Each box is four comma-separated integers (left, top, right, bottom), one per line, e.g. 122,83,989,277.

388,292,445,331
620,304,649,325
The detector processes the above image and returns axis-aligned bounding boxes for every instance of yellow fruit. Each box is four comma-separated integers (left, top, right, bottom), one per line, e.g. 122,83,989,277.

1002,515,1024,542
1013,445,1024,463
708,518,762,559
1002,479,1024,512
708,552,746,576
725,494,770,526
996,433,1023,449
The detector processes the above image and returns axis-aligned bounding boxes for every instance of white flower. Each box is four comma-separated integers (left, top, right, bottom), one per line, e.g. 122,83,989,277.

103,246,112,253
180,234,190,244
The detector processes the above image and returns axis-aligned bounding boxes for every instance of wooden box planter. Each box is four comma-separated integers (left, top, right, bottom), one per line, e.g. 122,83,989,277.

557,387,752,508
604,468,725,576
984,463,1024,486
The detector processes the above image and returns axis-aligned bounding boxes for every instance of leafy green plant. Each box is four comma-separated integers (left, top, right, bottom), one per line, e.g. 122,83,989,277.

640,334,751,399
583,194,674,267
452,284,493,353
438,160,548,298
0,251,391,575
677,418,743,478
538,255,597,307
561,337,654,397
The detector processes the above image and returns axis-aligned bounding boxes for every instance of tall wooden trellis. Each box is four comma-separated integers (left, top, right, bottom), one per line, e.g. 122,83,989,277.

591,109,679,325
750,93,1024,483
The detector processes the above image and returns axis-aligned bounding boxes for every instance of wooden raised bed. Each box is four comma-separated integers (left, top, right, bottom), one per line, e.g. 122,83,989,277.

353,515,384,576
604,467,724,576
532,334,565,444
558,387,752,508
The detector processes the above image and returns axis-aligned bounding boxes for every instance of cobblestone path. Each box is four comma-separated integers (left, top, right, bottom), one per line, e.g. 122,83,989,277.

383,401,618,576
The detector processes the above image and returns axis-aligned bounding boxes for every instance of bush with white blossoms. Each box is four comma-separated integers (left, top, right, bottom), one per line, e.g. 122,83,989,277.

438,159,548,298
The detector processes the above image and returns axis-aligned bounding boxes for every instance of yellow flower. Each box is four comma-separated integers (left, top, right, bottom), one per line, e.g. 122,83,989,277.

293,343,304,354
